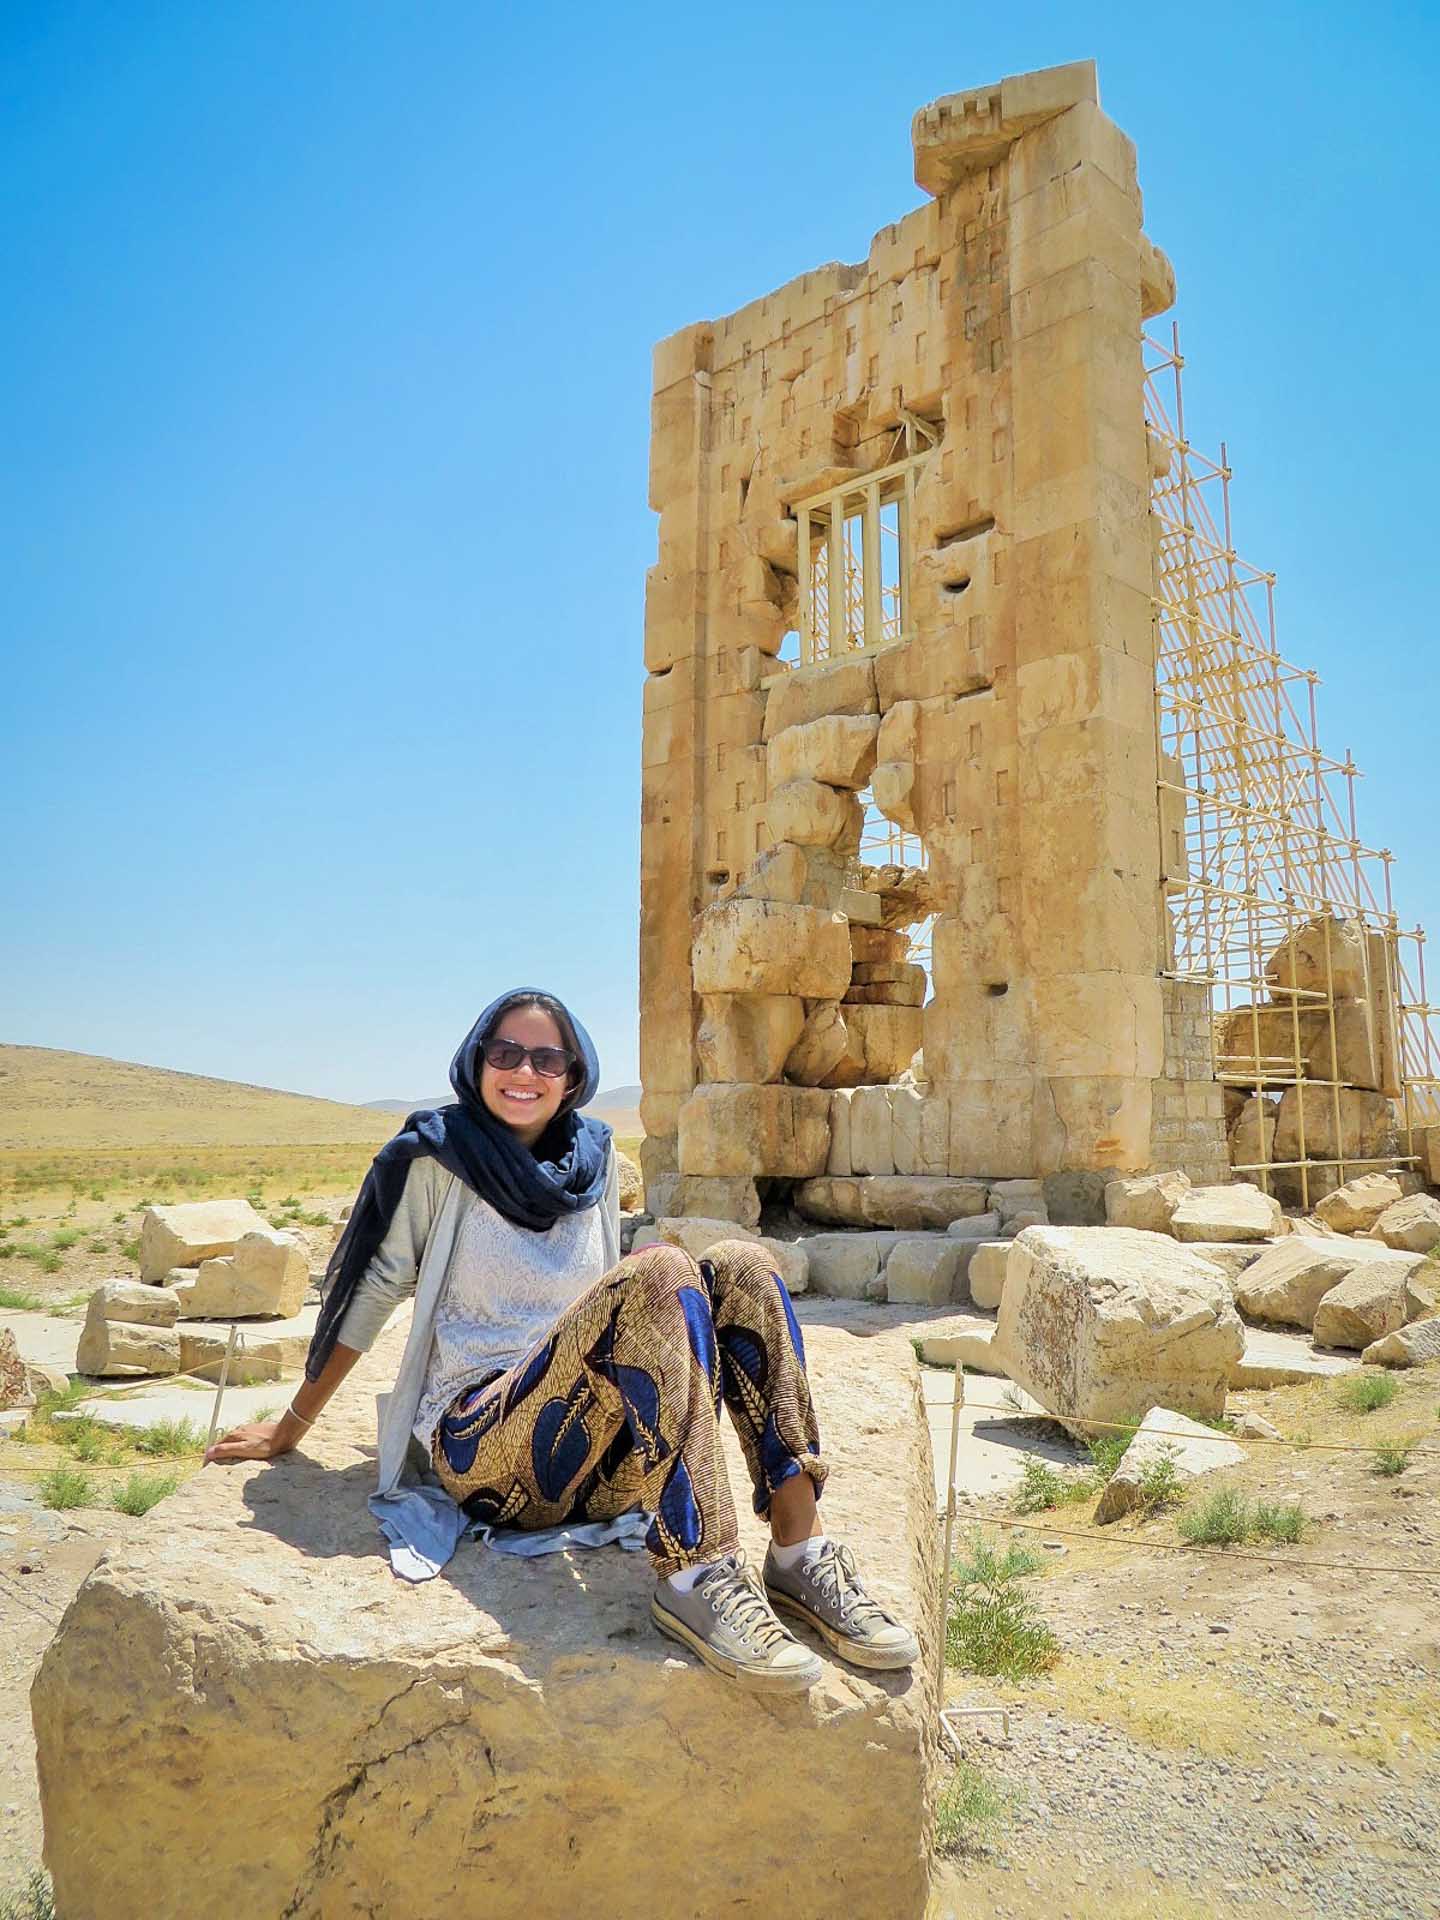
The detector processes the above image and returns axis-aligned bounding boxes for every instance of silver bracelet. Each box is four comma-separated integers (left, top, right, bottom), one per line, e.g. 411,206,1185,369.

286,1401,315,1428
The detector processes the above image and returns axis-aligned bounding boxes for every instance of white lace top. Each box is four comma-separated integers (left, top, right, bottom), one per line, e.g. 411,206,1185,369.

411,1192,609,1447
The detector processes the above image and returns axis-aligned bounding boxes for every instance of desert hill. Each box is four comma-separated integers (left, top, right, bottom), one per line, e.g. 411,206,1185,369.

0,1044,399,1150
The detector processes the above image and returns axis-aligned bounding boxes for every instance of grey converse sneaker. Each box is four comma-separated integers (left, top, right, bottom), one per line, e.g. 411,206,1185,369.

763,1539,920,1671
651,1550,822,1693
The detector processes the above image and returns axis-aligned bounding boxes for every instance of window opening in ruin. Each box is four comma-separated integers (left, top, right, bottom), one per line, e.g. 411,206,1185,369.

1146,321,1440,1208
793,448,931,666
851,788,934,990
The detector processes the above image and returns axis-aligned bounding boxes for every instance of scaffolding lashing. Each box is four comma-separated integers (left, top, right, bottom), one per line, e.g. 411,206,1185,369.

1145,325,1440,1208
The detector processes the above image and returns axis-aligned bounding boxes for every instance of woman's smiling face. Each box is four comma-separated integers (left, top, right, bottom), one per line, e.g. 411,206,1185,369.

478,1004,574,1148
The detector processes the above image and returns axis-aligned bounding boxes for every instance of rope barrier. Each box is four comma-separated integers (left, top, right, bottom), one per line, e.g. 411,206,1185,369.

963,1513,1440,1579
958,1394,1440,1456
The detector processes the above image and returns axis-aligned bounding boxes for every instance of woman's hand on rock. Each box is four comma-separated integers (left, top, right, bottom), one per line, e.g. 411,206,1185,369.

203,1420,296,1466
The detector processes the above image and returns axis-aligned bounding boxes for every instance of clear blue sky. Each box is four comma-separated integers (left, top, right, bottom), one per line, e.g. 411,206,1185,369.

4,1,1437,1106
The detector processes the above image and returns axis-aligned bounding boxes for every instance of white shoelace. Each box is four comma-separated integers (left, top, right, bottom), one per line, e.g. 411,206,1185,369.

699,1552,789,1649
806,1542,891,1629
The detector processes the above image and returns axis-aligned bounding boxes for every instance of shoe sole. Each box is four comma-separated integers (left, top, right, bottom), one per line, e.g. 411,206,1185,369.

650,1595,821,1693
766,1585,921,1672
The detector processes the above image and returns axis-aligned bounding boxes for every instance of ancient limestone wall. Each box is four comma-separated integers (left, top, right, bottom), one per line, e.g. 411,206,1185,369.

640,61,1217,1208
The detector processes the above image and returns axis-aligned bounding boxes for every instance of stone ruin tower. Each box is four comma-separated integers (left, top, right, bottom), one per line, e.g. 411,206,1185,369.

637,59,1437,1230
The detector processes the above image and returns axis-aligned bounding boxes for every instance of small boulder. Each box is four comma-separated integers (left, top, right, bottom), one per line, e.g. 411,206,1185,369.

1093,1407,1247,1524
996,1227,1244,1433
1170,1184,1283,1244
615,1150,644,1213
138,1198,269,1284
76,1302,182,1378
1104,1171,1190,1234
1235,1236,1403,1330
1234,1411,1282,1441
1312,1256,1432,1351
1372,1193,1440,1255
188,1229,309,1319
1362,1319,1440,1368
1315,1173,1404,1236
88,1279,180,1329
884,1238,960,1308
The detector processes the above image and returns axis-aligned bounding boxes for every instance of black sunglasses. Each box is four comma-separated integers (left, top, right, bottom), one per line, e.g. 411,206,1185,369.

481,1037,577,1080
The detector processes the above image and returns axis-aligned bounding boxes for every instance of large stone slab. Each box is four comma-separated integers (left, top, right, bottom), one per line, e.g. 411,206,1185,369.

765,713,880,791
677,1083,831,1178
1234,1236,1410,1331
138,1197,269,1284
691,898,852,1000
74,1300,182,1378
794,1176,987,1232
33,1318,938,1920
995,1226,1244,1433
87,1279,180,1328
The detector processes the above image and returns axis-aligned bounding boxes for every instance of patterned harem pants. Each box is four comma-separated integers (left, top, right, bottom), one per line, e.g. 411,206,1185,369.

429,1240,828,1576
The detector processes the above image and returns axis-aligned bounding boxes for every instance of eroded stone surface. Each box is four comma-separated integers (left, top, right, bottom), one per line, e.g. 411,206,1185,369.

1170,1183,1282,1244
189,1228,308,1319
34,1318,938,1920
1234,1236,1411,1331
996,1226,1244,1433
1312,1257,1422,1351
1104,1171,1189,1234
1314,1173,1404,1236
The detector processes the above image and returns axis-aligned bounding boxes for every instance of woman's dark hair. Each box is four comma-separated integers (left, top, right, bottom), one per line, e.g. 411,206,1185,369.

482,993,587,1115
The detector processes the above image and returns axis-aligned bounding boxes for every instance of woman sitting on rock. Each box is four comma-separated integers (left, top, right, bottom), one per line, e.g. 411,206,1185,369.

206,989,918,1695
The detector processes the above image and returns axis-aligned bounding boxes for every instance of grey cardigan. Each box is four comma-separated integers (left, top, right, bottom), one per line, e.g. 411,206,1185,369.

351,1147,623,1581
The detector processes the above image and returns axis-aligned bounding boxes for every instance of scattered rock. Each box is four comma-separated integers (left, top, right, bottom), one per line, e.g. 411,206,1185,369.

1103,1171,1190,1234
1093,1406,1247,1524
1371,1193,1440,1255
1234,1412,1282,1440
1234,1237,1399,1331
801,1232,896,1300
1314,1173,1405,1236
1177,1242,1268,1286
1362,1319,1440,1368
1170,1183,1283,1244
1312,1257,1425,1351
138,1198,269,1284
996,1227,1244,1434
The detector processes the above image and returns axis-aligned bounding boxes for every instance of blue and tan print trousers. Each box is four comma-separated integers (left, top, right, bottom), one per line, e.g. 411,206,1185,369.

429,1240,828,1576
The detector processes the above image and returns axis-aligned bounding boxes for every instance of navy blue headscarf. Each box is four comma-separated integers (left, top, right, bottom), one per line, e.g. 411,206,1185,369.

305,990,612,1381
